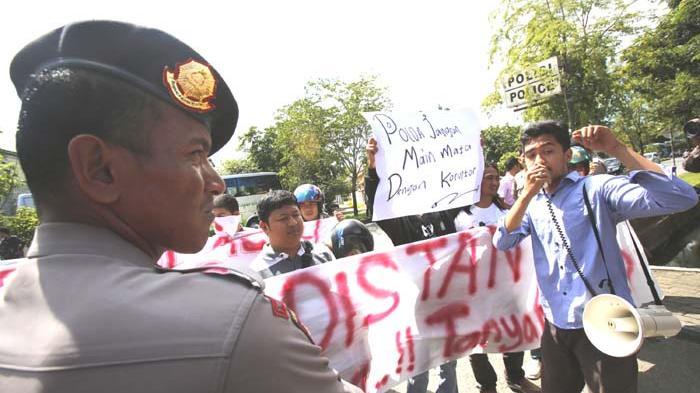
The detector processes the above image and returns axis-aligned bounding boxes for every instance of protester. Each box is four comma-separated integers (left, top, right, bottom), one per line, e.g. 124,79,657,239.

329,219,374,259
683,118,700,173
211,193,245,233
251,190,335,278
568,145,593,177
212,193,240,217
0,20,360,393
0,231,24,260
365,136,460,393
454,163,540,393
294,183,331,221
327,202,346,222
495,121,698,393
498,157,521,207
589,158,607,175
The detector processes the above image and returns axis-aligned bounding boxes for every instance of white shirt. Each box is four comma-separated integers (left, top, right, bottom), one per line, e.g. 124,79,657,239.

454,203,506,231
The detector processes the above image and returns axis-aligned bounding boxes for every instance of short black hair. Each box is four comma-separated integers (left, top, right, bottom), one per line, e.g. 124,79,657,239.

504,156,520,171
521,120,570,152
257,190,298,223
17,67,163,209
214,194,239,213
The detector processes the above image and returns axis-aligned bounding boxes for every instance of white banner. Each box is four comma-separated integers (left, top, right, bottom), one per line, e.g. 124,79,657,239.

264,222,659,393
362,110,483,221
155,218,660,393
265,226,541,392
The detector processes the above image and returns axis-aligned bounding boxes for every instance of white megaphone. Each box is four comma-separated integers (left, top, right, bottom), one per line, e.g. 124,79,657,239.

583,294,682,358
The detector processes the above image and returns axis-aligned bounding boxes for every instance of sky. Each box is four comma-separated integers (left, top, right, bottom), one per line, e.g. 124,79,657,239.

0,0,662,163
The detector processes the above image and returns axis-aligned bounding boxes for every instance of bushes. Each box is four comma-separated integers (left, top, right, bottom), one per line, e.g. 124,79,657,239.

0,207,39,246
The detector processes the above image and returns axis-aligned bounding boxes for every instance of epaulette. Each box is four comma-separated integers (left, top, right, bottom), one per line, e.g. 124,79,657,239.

154,264,264,292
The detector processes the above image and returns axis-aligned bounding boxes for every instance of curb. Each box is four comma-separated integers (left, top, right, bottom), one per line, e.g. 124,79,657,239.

678,326,700,343
650,266,700,273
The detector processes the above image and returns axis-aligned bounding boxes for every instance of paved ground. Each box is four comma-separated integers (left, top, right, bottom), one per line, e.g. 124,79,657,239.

661,158,687,176
363,231,700,393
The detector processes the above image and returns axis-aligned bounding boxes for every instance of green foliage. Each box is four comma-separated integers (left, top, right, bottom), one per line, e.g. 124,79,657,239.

619,0,699,136
238,126,283,173
217,157,259,175
488,0,645,128
680,171,700,187
481,124,522,165
498,152,521,175
644,144,661,153
0,157,20,207
244,76,391,214
0,207,39,245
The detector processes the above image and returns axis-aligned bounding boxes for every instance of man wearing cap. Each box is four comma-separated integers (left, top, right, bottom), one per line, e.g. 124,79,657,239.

0,21,360,393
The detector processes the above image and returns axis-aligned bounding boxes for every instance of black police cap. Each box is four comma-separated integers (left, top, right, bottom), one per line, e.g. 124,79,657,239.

10,20,238,155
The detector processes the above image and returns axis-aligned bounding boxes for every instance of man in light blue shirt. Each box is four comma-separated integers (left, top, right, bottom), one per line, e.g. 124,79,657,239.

494,121,698,393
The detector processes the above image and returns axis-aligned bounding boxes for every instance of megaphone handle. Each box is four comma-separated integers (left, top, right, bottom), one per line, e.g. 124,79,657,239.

625,222,663,306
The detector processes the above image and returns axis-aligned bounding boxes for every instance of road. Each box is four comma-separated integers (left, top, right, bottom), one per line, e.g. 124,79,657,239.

661,157,686,176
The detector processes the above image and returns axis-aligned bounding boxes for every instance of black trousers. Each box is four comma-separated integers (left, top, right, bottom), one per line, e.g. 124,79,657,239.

469,351,524,391
541,321,637,393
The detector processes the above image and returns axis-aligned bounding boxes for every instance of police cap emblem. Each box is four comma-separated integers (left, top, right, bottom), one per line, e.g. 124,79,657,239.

164,59,217,113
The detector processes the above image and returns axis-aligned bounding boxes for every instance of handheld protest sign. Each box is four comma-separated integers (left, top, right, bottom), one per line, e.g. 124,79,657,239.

362,110,483,221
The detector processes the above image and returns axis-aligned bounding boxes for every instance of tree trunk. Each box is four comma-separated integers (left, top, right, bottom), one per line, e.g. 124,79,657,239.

351,172,359,217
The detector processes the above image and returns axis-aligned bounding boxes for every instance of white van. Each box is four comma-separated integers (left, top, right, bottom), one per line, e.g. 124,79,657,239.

16,193,35,210
643,152,661,163
221,172,281,226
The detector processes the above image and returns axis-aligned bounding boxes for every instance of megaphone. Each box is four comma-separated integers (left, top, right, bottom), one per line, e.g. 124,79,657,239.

583,294,682,358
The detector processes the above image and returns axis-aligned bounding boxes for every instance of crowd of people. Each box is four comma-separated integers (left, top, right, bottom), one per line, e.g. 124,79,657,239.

0,19,698,393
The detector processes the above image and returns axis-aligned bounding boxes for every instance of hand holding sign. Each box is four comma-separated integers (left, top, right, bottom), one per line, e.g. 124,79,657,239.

362,110,484,221
366,137,378,169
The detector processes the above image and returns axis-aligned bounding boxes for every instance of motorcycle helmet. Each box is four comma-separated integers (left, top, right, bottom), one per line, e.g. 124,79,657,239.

330,219,374,259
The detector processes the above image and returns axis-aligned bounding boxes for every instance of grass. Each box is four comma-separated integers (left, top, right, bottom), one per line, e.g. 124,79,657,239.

342,209,368,223
680,171,700,187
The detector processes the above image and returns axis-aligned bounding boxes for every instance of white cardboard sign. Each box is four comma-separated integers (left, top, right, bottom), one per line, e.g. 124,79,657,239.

362,110,483,221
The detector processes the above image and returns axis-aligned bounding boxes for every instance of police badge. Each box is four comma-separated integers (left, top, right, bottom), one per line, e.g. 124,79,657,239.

163,59,217,112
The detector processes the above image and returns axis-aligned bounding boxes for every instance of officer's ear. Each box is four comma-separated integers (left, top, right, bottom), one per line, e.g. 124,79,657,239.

67,134,120,204
259,219,270,234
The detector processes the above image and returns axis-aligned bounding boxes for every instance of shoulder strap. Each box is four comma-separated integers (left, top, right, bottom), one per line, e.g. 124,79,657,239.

154,264,264,291
582,184,616,295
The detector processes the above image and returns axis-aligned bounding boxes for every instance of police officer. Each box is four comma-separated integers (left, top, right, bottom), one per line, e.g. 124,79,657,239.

0,21,360,393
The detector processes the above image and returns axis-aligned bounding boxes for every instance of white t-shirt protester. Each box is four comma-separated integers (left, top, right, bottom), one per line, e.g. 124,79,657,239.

453,203,507,230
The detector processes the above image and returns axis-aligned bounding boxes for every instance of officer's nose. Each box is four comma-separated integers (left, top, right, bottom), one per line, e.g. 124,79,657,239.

204,160,225,195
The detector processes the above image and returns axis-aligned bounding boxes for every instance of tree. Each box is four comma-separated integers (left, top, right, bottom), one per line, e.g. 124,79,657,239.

0,154,20,208
618,0,699,136
488,0,645,129
218,157,259,175
245,76,391,215
609,87,661,154
238,126,283,173
481,124,522,165
306,76,391,215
